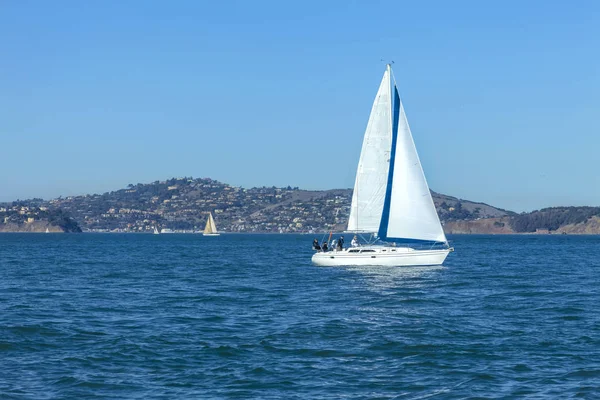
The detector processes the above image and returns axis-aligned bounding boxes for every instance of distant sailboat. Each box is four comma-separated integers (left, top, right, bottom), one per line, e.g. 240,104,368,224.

45,228,50,233
203,212,220,236
153,226,160,235
312,64,453,267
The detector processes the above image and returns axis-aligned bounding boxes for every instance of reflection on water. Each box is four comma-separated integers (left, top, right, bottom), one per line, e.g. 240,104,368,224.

345,264,446,293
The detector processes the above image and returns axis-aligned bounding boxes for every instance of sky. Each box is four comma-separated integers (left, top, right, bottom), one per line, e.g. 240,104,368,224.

0,0,598,212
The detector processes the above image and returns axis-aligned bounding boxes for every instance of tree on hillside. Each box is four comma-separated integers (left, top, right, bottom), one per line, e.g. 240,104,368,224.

510,207,600,232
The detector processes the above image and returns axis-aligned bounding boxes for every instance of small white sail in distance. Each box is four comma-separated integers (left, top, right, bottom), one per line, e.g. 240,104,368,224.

203,212,219,236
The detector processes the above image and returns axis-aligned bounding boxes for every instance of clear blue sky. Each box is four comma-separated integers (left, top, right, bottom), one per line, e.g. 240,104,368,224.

1,1,598,212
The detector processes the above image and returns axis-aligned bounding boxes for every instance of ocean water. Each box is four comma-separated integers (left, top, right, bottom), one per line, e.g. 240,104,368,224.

1,233,599,399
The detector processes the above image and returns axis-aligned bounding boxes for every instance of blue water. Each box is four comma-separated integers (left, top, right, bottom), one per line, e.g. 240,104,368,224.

1,234,600,399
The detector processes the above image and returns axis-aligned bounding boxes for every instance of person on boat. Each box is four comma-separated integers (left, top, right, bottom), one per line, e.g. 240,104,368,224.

313,238,321,251
331,238,337,251
338,236,344,250
351,235,359,247
322,241,328,252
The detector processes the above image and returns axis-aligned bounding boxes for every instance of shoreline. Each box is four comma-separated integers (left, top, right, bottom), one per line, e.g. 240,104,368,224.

1,231,598,236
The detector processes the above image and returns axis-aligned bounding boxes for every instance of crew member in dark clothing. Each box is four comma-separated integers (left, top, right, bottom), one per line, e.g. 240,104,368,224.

337,236,344,250
313,238,321,251
322,241,328,252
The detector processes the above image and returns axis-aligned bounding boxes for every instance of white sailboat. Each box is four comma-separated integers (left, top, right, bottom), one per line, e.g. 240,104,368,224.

153,226,160,235
203,212,220,236
312,65,453,267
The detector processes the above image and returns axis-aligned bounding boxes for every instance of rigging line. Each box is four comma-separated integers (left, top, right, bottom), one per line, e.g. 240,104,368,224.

355,166,358,233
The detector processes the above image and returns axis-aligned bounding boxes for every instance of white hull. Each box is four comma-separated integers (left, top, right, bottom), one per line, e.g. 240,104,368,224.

312,246,450,267
203,233,220,236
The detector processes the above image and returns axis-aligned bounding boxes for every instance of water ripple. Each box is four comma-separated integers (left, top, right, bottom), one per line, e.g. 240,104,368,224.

1,233,600,398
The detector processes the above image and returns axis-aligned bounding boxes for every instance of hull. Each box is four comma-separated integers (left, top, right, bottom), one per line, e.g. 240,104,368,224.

311,246,450,267
203,233,220,236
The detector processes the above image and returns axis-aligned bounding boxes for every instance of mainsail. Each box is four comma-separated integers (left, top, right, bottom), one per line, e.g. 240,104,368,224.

347,65,393,233
348,65,446,244
204,213,217,234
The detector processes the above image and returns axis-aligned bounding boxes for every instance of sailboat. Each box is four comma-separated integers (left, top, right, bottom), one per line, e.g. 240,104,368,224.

203,212,220,236
312,65,453,267
153,226,160,235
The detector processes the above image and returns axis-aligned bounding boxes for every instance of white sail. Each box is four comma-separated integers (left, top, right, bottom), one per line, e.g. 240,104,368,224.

347,66,393,233
210,214,217,233
384,100,446,243
204,213,218,234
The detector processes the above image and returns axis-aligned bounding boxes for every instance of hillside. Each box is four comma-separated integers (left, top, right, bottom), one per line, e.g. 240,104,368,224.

431,191,512,222
444,207,600,234
0,205,82,232
3,178,598,234
0,177,506,233
39,178,353,233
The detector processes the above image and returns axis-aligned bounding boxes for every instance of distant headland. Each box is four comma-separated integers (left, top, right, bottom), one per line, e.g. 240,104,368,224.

1,177,599,234
0,207,82,233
